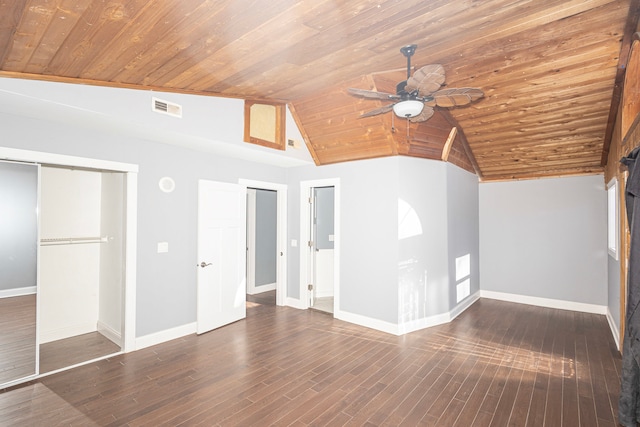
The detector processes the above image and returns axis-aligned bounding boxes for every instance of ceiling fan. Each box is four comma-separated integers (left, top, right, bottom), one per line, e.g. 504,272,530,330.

348,44,484,122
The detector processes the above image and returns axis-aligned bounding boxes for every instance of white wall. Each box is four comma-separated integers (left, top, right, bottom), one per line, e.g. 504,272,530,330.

39,167,102,343
99,172,125,344
479,175,607,307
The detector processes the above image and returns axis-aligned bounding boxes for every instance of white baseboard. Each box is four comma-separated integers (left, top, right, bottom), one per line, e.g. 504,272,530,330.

451,291,481,321
334,309,399,335
247,283,276,295
0,286,36,298
316,290,334,298
479,290,608,315
397,312,450,335
397,291,480,335
97,321,122,347
40,322,97,344
606,308,621,351
285,297,306,310
135,322,196,351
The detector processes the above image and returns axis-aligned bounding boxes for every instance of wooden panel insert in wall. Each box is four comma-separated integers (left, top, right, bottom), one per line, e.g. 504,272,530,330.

244,101,285,151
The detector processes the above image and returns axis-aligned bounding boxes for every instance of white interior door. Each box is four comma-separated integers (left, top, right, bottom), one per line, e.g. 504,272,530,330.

197,180,246,334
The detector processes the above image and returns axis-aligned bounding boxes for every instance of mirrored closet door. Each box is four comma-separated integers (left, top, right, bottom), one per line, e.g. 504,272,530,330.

0,161,126,389
0,160,39,386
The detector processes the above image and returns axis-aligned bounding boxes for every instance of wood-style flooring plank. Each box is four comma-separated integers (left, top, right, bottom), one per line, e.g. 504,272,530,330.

0,298,623,426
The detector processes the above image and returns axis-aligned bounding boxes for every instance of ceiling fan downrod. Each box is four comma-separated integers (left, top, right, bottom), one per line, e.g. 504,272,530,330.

400,44,417,80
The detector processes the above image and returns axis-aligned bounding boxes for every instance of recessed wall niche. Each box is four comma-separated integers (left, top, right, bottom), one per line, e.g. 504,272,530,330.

244,100,285,150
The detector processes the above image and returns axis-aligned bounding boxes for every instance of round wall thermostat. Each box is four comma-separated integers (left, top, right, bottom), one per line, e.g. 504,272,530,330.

158,177,175,193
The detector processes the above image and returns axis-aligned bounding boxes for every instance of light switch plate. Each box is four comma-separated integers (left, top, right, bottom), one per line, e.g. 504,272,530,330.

157,242,169,253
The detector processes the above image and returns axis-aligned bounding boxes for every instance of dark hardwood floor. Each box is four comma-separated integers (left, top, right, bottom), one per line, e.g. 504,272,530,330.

0,299,622,426
246,289,276,306
0,295,36,385
40,331,121,374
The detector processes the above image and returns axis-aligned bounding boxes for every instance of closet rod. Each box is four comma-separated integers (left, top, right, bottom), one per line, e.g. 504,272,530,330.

40,236,108,246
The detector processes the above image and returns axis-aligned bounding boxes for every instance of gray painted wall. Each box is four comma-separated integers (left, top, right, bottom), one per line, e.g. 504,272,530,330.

287,157,401,324
255,189,277,287
1,76,611,340
446,164,480,311
0,112,287,337
397,158,450,320
287,157,479,326
479,175,607,305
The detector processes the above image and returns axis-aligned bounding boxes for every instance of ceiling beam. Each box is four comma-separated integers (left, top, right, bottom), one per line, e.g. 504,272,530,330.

442,111,483,179
601,0,640,166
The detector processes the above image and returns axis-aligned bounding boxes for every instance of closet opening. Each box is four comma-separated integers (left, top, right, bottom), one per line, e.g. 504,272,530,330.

39,165,125,374
0,147,137,388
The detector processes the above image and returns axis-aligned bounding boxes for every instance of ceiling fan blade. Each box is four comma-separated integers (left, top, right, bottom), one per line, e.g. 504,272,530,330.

405,64,445,96
348,87,399,101
360,103,395,118
431,88,484,107
409,106,434,123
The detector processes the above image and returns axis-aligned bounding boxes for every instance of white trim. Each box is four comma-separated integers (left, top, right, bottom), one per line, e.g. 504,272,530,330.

480,290,608,315
397,291,480,335
0,146,138,357
248,283,276,295
39,322,97,344
246,188,257,294
606,308,621,351
450,291,481,321
123,172,137,352
135,322,197,350
334,309,399,335
299,178,340,312
0,147,138,172
285,297,306,310
97,321,122,347
0,286,36,298
396,312,450,335
239,179,287,307
334,291,480,336
607,178,619,260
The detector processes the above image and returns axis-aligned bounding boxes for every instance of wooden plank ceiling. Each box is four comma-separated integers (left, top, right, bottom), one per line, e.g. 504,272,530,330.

0,0,636,181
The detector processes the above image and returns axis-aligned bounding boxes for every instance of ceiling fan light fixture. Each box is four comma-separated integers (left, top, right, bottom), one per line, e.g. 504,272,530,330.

393,100,424,118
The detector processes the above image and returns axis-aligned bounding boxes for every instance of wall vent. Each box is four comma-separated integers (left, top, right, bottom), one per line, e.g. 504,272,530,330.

152,97,182,118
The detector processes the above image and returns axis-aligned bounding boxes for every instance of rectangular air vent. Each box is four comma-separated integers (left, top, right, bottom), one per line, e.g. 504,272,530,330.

152,97,182,118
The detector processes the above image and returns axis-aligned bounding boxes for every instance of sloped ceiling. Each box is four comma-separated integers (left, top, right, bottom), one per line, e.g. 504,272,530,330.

0,0,638,180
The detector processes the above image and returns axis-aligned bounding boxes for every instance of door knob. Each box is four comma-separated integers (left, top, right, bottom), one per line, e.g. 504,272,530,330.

199,262,212,268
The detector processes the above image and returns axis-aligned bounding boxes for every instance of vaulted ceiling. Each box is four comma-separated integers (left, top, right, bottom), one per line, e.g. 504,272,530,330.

1,0,638,180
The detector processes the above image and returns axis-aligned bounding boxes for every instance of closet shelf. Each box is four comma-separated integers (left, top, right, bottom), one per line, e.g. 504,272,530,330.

40,236,108,246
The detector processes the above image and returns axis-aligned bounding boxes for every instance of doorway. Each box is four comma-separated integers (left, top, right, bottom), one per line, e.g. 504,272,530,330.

239,179,287,308
300,179,340,315
246,188,277,307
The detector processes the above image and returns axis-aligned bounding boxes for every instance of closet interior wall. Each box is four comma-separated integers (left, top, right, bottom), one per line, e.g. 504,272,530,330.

39,166,123,349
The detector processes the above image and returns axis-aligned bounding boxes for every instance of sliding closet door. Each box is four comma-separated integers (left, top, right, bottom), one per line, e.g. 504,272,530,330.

0,160,39,386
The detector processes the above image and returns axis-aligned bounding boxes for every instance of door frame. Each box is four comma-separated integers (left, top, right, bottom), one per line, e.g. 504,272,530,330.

239,179,287,307
0,147,138,353
299,178,340,311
